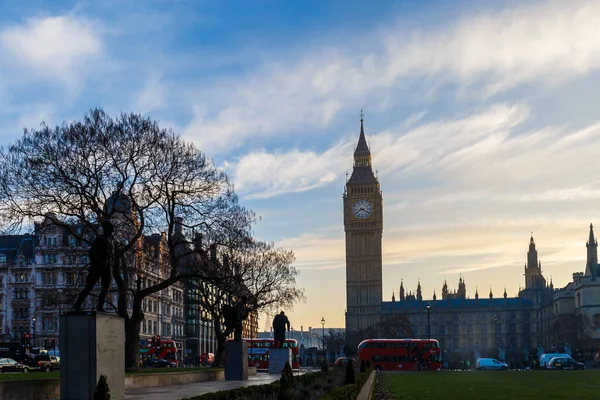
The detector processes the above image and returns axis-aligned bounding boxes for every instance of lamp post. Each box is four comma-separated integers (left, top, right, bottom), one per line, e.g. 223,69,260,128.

32,316,36,347
321,317,325,359
426,303,431,341
492,314,499,358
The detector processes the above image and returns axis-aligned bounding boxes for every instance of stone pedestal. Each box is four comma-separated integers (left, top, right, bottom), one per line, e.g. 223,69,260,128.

269,347,292,374
225,341,249,381
60,312,125,400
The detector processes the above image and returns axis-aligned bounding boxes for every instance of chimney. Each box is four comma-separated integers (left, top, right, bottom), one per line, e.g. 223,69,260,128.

209,244,217,261
174,217,183,236
194,233,203,249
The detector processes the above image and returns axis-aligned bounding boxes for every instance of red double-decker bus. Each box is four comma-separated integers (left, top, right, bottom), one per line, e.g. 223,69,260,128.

244,338,300,370
357,339,442,371
139,337,178,366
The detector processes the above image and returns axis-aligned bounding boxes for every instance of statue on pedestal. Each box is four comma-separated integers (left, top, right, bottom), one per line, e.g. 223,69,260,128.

74,220,115,312
224,295,255,341
272,311,290,348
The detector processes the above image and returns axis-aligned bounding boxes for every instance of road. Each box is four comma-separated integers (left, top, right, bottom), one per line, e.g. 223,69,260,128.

125,372,280,400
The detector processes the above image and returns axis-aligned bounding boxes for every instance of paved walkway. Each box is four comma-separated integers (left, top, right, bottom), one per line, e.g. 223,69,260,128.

125,373,280,400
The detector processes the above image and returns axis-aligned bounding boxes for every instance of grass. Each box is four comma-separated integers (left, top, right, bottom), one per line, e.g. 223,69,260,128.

0,371,59,381
384,370,600,399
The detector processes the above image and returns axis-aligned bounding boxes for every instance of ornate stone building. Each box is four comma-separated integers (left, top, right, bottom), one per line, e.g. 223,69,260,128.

344,117,600,361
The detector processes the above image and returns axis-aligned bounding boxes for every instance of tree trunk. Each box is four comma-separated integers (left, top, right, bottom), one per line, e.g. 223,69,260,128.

211,319,231,368
124,296,144,371
125,315,142,371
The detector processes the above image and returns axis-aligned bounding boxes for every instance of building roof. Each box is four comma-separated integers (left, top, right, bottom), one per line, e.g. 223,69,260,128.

382,297,534,312
0,235,31,263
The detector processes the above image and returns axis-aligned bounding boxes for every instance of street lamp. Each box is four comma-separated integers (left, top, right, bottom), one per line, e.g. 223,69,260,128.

32,316,36,347
426,303,431,341
492,314,499,358
321,317,325,357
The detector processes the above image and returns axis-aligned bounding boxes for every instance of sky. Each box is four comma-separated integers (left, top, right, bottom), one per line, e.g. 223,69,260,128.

1,0,600,332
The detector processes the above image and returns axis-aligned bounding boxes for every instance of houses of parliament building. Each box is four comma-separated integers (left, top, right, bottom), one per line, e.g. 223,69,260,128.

344,116,600,361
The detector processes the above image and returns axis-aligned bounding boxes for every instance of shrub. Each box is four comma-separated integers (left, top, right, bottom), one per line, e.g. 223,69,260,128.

321,359,329,373
278,361,294,400
344,360,355,385
93,375,110,400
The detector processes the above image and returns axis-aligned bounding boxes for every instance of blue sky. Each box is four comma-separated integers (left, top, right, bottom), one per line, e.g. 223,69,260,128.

2,0,600,331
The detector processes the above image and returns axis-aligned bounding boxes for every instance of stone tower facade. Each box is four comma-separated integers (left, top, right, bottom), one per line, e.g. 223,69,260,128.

344,115,383,337
524,234,546,289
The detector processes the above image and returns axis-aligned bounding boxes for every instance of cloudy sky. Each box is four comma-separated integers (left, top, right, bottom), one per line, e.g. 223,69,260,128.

2,0,600,331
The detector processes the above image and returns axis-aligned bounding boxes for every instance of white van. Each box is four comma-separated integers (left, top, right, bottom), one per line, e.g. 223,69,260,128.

539,353,570,369
476,358,509,370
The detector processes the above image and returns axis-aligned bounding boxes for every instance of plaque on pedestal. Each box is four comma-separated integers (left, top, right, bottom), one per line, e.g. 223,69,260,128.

225,341,249,381
269,347,292,374
60,312,125,400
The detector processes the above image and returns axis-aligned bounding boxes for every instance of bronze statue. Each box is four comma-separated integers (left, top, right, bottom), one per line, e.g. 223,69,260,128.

224,295,255,341
74,220,115,312
272,311,290,348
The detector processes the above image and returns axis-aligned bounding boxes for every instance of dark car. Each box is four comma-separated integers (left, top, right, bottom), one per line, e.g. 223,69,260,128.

548,357,585,370
22,354,61,372
148,358,177,368
0,358,29,373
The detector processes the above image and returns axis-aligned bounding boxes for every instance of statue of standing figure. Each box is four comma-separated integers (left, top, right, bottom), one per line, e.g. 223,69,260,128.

224,295,255,341
74,220,115,312
272,311,290,348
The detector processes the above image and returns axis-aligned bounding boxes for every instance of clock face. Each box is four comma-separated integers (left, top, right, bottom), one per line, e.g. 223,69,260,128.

352,199,373,219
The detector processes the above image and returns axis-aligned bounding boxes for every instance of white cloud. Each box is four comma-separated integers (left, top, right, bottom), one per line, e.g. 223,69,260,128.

0,15,104,85
229,103,528,199
184,1,600,153
228,141,352,199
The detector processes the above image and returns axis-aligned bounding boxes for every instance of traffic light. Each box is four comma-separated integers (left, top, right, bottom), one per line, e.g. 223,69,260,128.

48,339,55,350
156,336,160,346
25,334,31,346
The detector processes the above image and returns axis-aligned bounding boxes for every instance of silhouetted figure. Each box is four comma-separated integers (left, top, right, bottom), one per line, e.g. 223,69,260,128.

224,295,254,341
74,220,115,312
272,311,290,348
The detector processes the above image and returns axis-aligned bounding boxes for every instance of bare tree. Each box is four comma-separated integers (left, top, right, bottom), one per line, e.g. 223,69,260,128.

0,109,253,369
348,312,413,350
190,239,303,367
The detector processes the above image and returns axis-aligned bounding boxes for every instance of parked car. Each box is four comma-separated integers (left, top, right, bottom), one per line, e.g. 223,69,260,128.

147,358,177,368
539,353,570,369
0,358,29,373
334,357,356,367
22,354,61,372
475,358,508,370
548,357,585,370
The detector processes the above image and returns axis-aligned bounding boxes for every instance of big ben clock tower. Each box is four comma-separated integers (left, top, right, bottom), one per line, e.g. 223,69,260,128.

344,113,383,338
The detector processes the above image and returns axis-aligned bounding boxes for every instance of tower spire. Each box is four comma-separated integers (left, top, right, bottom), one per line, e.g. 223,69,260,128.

586,222,598,278
354,111,371,158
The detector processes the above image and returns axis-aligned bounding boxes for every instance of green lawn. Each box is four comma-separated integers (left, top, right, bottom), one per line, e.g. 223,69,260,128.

384,370,600,399
0,372,59,381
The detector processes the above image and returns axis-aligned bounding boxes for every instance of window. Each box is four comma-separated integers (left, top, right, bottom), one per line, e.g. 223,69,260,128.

66,272,77,285
577,293,581,307
0,254,6,263
593,314,600,329
153,321,157,335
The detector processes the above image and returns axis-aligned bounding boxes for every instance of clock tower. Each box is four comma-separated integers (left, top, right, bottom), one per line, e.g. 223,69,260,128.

344,114,383,338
